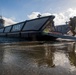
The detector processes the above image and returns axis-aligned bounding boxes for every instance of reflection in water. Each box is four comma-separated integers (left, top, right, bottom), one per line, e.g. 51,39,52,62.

67,42,76,67
0,42,76,75
32,45,55,67
0,45,4,63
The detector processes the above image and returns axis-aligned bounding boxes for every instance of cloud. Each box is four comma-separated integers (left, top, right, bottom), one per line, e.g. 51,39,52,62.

65,8,76,17
53,13,65,25
28,12,41,19
3,17,16,26
28,8,76,26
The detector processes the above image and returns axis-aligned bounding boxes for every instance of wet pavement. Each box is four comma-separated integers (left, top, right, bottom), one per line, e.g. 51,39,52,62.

0,37,76,75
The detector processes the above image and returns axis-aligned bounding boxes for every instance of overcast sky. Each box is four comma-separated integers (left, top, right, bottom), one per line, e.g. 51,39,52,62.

0,0,76,26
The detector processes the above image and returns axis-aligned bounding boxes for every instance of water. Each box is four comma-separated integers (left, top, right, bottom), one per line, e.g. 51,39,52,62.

0,37,76,75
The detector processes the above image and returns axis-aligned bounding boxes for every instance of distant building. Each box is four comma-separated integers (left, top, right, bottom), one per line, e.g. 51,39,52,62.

55,24,70,34
0,15,4,28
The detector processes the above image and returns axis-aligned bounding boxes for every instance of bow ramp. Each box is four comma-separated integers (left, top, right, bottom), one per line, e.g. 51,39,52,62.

42,32,76,41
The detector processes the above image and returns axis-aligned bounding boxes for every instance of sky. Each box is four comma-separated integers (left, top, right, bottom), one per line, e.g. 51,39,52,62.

0,0,76,26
